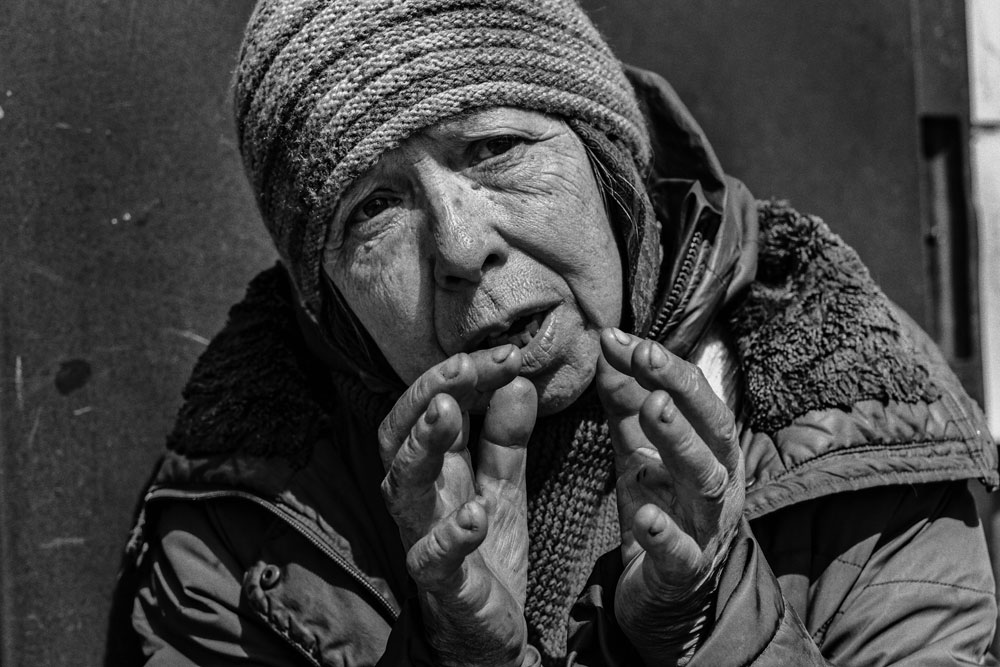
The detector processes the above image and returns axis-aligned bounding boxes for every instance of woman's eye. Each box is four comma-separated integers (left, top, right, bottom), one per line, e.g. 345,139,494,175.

353,195,399,223
474,135,523,162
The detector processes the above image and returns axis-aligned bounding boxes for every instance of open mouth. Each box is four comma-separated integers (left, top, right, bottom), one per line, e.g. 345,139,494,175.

479,308,550,350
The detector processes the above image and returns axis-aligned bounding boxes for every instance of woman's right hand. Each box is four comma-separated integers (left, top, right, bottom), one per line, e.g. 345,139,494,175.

378,345,540,667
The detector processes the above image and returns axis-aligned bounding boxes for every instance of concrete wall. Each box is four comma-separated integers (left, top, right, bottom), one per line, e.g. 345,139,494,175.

0,3,273,665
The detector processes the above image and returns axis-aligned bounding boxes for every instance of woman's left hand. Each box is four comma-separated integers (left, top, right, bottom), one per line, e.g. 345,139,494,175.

596,328,745,664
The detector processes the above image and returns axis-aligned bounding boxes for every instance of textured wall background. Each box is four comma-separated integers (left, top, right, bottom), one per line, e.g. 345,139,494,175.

0,3,272,665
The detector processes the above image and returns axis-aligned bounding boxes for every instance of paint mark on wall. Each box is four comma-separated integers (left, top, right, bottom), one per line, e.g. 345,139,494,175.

22,259,67,285
55,359,92,395
26,408,42,449
111,198,163,227
163,328,210,346
15,355,24,411
39,537,86,550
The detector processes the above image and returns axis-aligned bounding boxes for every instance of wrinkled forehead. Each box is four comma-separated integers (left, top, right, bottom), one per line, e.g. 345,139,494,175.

419,107,566,141
325,106,590,248
352,107,569,175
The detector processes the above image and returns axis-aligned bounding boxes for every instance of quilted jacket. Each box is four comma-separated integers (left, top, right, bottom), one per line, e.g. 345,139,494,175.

105,68,1000,666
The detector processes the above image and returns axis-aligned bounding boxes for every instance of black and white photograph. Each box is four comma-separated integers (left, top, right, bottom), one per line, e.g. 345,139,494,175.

2,1,1000,665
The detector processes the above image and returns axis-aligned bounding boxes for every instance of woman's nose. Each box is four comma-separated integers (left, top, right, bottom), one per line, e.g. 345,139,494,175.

426,179,508,289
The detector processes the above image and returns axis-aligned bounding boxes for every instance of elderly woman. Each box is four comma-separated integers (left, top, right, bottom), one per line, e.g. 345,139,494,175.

106,1,998,665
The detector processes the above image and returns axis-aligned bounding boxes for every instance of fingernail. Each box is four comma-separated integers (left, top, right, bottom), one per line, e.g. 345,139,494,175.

611,328,630,345
441,356,461,379
648,343,667,369
644,507,666,536
425,397,440,425
492,344,514,363
457,503,478,530
660,399,676,423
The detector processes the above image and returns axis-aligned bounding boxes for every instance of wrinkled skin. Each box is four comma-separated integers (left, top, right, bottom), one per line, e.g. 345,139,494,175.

322,108,744,665
376,348,538,666
597,328,744,665
323,107,623,417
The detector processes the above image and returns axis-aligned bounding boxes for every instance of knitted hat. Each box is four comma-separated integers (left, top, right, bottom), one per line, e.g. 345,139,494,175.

234,0,653,321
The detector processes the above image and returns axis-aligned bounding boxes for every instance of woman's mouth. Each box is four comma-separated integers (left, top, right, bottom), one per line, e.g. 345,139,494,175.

483,309,549,349
465,303,571,379
473,305,563,379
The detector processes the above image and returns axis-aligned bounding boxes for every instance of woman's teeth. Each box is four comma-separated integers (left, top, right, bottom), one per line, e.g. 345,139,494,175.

487,311,544,348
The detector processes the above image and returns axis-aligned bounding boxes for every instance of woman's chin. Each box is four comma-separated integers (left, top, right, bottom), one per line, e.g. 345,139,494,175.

531,363,596,417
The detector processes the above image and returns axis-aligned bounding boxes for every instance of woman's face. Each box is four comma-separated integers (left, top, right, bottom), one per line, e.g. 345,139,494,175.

323,107,623,415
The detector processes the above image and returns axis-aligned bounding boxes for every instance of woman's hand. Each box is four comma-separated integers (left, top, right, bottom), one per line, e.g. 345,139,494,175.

378,345,540,667
596,329,745,664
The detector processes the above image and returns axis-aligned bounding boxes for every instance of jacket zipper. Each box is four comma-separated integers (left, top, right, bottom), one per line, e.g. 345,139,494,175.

650,229,704,340
145,487,399,621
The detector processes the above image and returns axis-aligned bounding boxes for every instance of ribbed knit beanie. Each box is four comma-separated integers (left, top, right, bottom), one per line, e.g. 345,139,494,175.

234,0,654,322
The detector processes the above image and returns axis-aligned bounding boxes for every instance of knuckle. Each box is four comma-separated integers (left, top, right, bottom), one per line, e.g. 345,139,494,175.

377,423,396,455
426,526,450,560
679,365,706,395
719,417,739,445
406,420,426,452
380,470,411,514
414,372,435,403
597,374,639,416
600,372,632,399
699,464,730,501
505,375,535,401
595,365,619,390
673,430,702,460
380,472,399,504
406,544,432,584
408,528,451,584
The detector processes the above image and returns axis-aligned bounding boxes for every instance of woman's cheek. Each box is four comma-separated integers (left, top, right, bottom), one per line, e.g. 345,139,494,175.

348,235,417,321
340,231,439,380
503,192,620,318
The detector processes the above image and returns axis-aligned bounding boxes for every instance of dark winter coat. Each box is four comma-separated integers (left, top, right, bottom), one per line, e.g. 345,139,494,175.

105,69,999,666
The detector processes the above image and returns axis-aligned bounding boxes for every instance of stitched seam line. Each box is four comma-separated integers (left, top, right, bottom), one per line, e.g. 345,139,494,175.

746,603,794,667
747,466,983,518
864,579,995,596
814,610,844,646
776,438,969,476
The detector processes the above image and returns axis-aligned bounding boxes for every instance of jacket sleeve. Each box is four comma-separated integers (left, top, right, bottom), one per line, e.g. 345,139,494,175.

130,499,442,667
131,501,308,666
568,482,998,666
